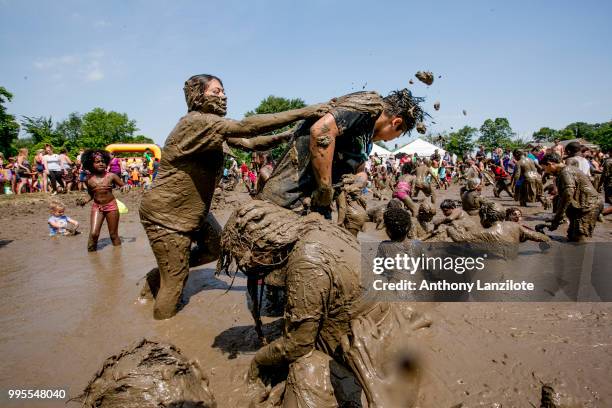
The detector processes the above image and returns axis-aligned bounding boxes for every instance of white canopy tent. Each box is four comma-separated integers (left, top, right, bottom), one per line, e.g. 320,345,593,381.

393,138,446,158
370,143,393,157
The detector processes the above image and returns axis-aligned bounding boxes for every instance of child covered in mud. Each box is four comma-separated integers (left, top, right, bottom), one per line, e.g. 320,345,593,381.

48,200,79,236
376,207,430,300
78,149,124,251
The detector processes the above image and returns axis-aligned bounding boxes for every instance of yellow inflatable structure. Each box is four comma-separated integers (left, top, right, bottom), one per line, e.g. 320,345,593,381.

105,144,161,160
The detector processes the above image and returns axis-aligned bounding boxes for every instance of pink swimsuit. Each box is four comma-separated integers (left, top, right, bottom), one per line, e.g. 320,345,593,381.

90,173,118,213
393,181,411,200
92,199,118,213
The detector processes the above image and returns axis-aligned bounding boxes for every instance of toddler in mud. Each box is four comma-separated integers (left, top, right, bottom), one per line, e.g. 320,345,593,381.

77,149,125,251
48,200,79,236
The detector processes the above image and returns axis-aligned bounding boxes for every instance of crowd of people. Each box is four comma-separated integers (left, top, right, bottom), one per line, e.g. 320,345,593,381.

0,144,160,195
367,139,610,243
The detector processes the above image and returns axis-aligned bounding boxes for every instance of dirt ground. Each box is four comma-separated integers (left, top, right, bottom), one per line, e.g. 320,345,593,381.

0,182,611,407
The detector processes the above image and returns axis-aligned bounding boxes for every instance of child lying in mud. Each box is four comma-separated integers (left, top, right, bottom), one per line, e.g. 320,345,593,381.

77,149,124,251
48,200,79,236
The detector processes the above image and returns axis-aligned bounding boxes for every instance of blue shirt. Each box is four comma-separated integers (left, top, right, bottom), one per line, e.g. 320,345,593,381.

48,215,69,236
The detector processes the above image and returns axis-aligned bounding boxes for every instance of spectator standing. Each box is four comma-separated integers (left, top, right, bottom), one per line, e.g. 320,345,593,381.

43,144,65,194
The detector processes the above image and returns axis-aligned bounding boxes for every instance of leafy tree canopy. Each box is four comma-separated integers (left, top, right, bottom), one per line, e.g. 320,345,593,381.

478,117,515,151
237,95,307,161
0,86,20,157
13,107,153,160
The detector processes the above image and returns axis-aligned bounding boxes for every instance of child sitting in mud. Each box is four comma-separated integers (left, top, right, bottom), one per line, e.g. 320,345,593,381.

77,149,124,251
48,200,79,236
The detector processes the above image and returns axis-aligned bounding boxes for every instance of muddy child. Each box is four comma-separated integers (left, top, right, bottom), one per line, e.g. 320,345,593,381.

78,149,125,251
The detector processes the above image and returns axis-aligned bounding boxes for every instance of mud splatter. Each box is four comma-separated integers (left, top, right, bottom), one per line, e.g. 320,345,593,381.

416,122,427,134
415,71,434,86
316,134,332,147
434,101,440,111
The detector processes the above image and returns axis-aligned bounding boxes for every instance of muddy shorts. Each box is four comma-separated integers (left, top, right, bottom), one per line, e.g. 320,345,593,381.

567,206,599,241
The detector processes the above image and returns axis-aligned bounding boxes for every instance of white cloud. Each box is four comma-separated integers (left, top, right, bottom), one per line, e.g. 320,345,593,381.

34,51,108,83
85,65,104,81
93,19,110,28
34,55,79,70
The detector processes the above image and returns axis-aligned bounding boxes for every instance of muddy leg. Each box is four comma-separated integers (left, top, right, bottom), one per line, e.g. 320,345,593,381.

247,276,266,343
189,214,221,267
401,196,419,217
503,182,513,198
106,209,121,246
139,267,160,300
144,227,192,320
284,351,339,408
88,207,104,252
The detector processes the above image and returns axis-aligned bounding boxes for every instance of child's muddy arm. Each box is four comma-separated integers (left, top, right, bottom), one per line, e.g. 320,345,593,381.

447,226,483,242
111,172,124,187
225,127,295,151
220,104,329,138
519,225,549,242
78,183,95,206
67,217,79,228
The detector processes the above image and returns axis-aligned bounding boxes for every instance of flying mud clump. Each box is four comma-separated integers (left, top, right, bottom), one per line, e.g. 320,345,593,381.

415,71,434,86
73,339,217,408
434,101,440,111
416,122,427,134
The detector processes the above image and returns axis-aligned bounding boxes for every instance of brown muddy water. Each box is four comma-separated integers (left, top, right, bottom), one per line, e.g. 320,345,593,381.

0,187,611,407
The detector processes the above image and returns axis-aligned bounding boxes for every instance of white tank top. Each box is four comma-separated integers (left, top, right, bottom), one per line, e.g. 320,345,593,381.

45,154,61,171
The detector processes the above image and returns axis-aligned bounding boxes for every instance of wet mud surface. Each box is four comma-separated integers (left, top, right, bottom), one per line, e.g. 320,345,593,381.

1,185,611,407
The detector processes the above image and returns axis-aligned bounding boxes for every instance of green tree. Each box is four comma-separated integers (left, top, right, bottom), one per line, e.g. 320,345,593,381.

56,112,83,143
20,116,65,147
562,122,595,140
532,127,558,142
478,118,515,150
445,126,477,157
126,134,155,144
81,108,138,149
245,96,306,116
508,138,528,150
592,121,612,151
0,86,20,157
242,96,307,160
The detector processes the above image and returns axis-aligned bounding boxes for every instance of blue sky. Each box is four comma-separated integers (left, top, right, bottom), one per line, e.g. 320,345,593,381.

1,0,611,148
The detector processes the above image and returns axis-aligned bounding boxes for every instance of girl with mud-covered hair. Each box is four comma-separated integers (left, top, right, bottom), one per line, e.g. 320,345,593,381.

78,149,124,251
